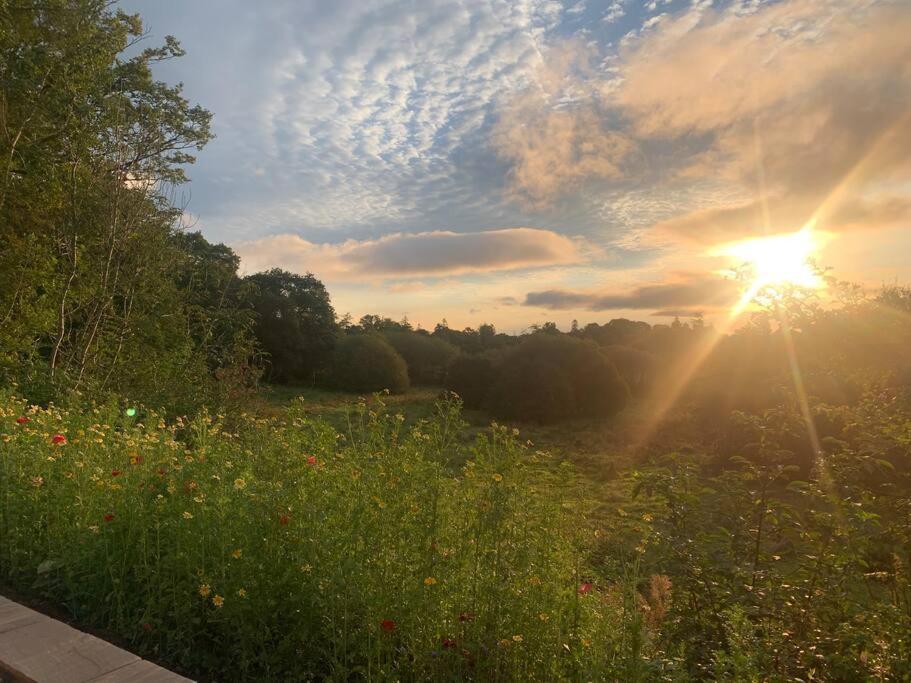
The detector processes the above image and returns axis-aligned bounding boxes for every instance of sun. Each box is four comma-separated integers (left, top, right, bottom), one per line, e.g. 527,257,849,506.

717,227,827,290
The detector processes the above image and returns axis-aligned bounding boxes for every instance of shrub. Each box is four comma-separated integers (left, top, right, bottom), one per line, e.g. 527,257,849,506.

486,335,629,423
329,334,409,393
383,331,458,385
444,353,498,409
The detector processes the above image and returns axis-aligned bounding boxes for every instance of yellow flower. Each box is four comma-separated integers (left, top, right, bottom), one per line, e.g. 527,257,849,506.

236,588,247,598
492,473,503,482
300,563,312,573
424,576,437,586
538,612,549,622
88,525,100,534
183,511,193,520
231,549,242,559
512,635,523,642
198,584,211,598
30,476,44,488
212,595,224,608
233,478,246,490
129,455,141,465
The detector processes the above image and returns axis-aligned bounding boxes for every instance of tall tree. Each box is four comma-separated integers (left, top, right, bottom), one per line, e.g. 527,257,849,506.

245,269,337,384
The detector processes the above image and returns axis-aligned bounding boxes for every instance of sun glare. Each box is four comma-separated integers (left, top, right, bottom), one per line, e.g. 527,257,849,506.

718,227,826,290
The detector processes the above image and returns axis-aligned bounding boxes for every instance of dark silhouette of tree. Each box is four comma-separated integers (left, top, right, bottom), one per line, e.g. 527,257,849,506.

245,269,336,384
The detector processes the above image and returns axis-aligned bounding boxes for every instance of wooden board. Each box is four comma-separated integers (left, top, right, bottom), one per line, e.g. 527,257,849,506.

0,596,191,683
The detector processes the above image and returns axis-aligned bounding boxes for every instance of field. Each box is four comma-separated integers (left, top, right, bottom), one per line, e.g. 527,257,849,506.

0,388,654,681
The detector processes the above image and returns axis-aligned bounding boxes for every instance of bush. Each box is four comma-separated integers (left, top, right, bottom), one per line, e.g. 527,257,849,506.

444,353,498,409
329,334,409,394
383,331,458,385
486,335,629,423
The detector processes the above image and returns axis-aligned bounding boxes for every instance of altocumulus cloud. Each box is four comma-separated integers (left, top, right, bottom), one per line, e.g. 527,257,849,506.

523,274,740,312
236,228,585,280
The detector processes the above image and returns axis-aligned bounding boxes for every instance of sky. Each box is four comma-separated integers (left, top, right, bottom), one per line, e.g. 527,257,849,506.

119,0,911,332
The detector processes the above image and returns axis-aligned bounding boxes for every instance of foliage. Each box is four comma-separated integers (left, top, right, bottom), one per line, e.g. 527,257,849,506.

445,354,499,410
0,1,251,412
0,394,652,681
244,269,337,385
329,335,409,394
485,335,629,424
383,330,458,385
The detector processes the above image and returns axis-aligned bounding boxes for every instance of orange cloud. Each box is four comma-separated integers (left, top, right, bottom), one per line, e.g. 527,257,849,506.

236,227,587,280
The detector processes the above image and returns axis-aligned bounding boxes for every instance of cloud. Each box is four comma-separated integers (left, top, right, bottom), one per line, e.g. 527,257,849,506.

236,227,585,280
493,0,911,245
523,273,740,311
491,41,634,206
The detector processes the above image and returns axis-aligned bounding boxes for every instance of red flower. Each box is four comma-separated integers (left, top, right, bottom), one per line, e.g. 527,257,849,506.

578,582,593,595
458,612,474,622
15,416,29,425
111,469,122,477
141,623,152,633
51,434,67,445
306,455,317,466
442,637,457,649
380,619,396,632
279,514,291,526
103,513,115,522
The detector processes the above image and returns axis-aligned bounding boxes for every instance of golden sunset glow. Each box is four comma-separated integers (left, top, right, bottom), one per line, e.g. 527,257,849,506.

718,227,828,291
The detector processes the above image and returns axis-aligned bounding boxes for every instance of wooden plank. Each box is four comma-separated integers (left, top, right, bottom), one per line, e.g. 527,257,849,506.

0,595,192,682
87,660,191,682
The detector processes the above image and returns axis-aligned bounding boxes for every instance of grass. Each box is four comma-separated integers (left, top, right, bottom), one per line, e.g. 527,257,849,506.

0,389,656,681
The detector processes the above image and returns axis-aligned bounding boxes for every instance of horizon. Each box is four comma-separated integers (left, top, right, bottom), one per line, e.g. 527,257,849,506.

119,0,911,331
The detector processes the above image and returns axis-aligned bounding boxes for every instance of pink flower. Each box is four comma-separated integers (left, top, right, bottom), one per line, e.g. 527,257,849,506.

306,455,317,466
578,582,593,595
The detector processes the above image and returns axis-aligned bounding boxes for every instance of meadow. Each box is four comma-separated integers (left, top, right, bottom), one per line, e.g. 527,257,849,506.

0,390,656,681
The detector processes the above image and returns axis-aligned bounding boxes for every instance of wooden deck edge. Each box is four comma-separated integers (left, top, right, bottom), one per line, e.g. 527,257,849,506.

0,596,192,683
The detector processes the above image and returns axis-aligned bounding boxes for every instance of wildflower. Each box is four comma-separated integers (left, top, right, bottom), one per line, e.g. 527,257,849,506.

231,549,242,559
442,638,456,649
15,416,29,425
198,584,211,598
492,473,503,482
512,635,523,643
111,469,122,477
578,582,593,595
64,471,74,479
103,513,114,522
458,612,474,622
212,595,224,608
306,455,317,466
88,525,100,534
30,476,44,488
279,513,290,526
233,478,246,490
300,563,312,573
237,588,247,598
129,455,143,466
380,619,396,632
182,511,193,520
51,434,67,445
141,623,152,632
424,576,437,586
538,612,549,622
